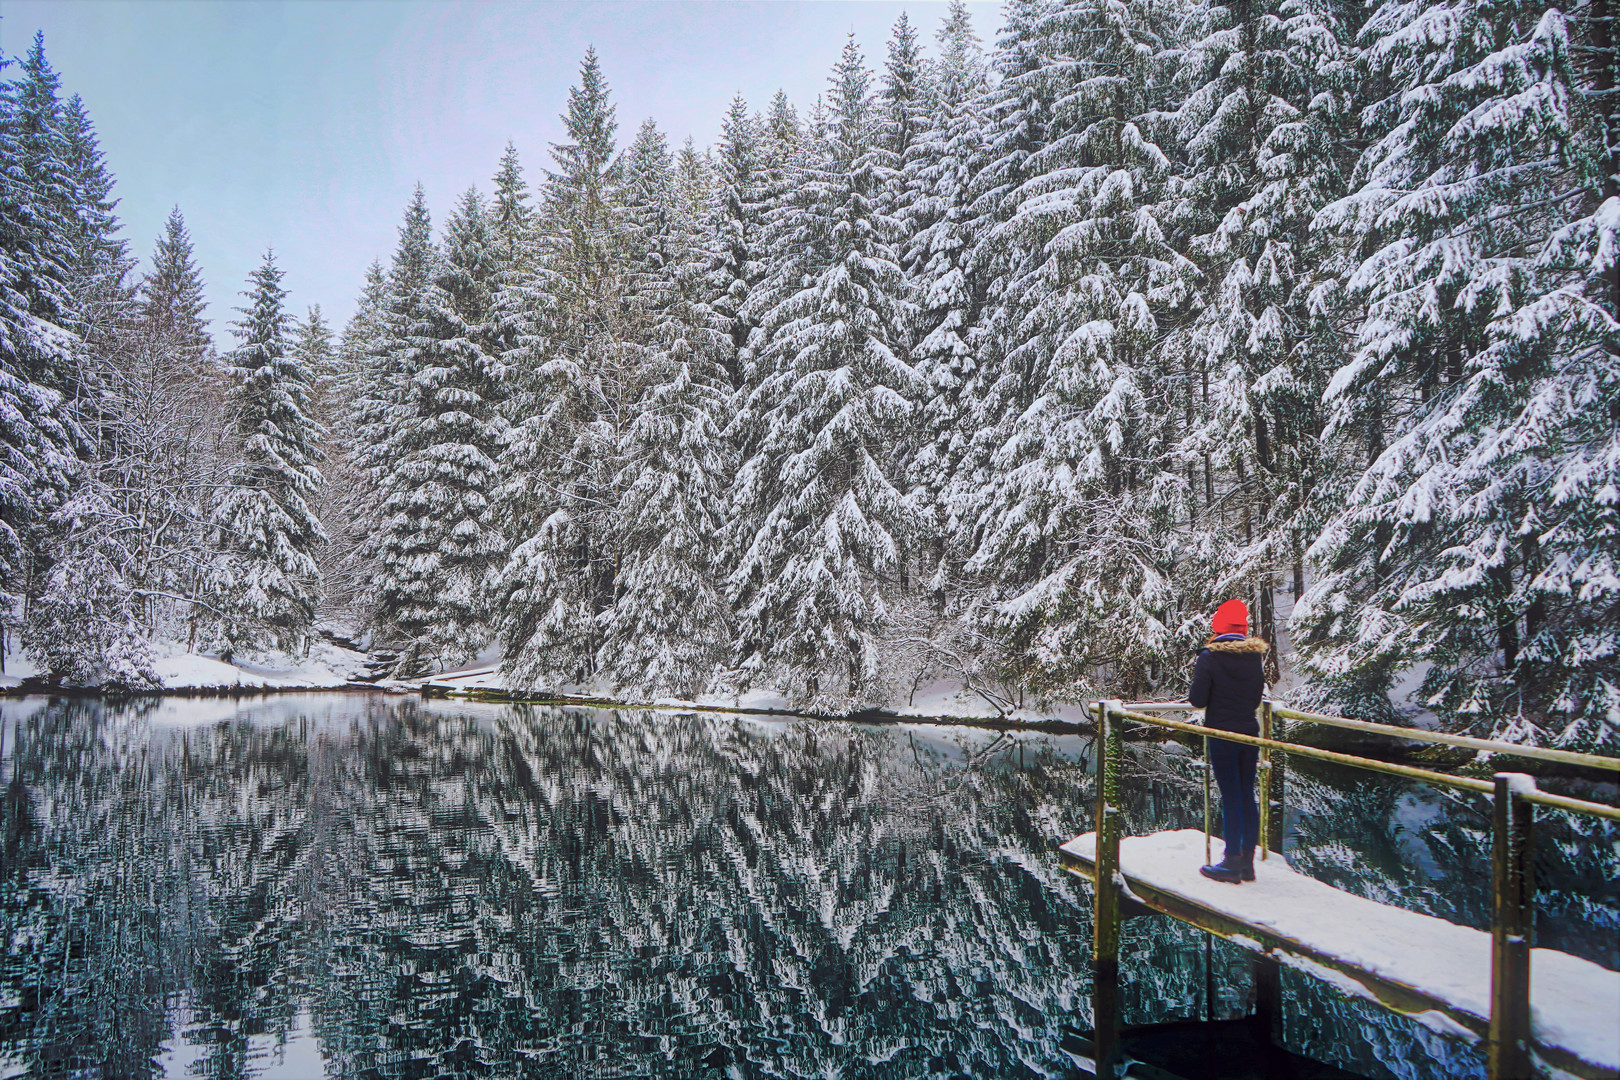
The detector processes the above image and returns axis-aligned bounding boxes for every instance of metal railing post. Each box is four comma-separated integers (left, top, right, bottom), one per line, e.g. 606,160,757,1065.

1092,700,1124,1079
1266,706,1286,856
1489,773,1535,1080
1257,701,1272,861
1202,734,1213,866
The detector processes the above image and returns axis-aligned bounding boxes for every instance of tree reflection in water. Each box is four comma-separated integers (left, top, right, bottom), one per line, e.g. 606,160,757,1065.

0,695,1613,1079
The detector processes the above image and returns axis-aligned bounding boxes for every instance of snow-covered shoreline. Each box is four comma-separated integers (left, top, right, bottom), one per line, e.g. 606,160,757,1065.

415,662,1104,726
0,639,389,697
1,647,1104,729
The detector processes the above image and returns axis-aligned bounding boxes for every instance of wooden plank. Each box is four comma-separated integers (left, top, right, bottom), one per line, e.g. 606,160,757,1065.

1060,842,1488,1037
1058,835,1619,1080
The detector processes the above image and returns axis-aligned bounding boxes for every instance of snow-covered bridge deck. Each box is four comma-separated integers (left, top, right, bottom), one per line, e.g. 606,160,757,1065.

1059,828,1620,1079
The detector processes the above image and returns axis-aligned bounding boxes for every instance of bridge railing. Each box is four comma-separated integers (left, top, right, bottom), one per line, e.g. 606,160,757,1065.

1085,698,1620,1080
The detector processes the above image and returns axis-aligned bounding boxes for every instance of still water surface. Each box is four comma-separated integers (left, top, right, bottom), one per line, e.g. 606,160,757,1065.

0,694,1614,1079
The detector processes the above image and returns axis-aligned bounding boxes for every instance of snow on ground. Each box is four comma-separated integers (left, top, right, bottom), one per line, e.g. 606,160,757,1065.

149,638,372,691
2,637,376,694
1061,829,1620,1071
0,652,41,690
419,663,801,714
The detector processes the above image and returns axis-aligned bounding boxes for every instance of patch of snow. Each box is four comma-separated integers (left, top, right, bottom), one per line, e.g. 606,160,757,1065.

1061,829,1620,1071
895,679,1008,719
0,654,41,690
421,661,504,689
1414,1009,1483,1043
150,638,371,691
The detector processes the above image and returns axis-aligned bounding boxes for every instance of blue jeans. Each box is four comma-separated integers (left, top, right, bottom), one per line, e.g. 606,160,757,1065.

1209,738,1259,860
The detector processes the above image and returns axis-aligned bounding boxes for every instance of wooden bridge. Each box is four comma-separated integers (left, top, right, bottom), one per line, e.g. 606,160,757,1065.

1060,700,1620,1080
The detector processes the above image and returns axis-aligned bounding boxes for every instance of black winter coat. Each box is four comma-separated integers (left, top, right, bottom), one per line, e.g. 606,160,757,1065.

1188,635,1269,734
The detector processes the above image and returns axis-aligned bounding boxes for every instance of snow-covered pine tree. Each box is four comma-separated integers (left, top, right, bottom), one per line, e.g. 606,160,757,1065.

54,86,153,661
878,12,931,257
1,38,89,667
7,42,163,687
760,90,804,189
905,0,991,580
622,117,677,326
491,143,534,254
674,137,716,243
337,261,387,407
709,96,765,390
941,0,1057,576
133,204,220,589
356,187,440,661
487,142,541,362
495,48,627,689
597,120,734,697
205,252,325,656
373,187,506,673
954,0,1200,698
56,93,135,360
292,301,354,633
354,187,437,485
320,261,388,629
1165,0,1357,665
140,206,212,368
100,206,225,651
1296,0,1620,750
293,305,336,420
729,37,920,709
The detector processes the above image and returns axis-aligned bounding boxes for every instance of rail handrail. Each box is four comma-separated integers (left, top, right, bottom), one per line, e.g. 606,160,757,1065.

1123,700,1620,775
1112,706,1620,822
1083,698,1619,1080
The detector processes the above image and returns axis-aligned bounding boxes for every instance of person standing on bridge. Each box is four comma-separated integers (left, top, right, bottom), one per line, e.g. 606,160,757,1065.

1189,598,1269,884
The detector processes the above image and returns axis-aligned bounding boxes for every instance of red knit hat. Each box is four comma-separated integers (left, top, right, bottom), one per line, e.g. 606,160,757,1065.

1212,599,1249,637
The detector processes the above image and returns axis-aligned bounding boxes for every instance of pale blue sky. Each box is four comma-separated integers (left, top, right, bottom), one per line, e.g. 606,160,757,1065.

2,1,1003,341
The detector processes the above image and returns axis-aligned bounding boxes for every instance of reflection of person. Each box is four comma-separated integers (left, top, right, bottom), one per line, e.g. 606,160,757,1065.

1188,598,1269,884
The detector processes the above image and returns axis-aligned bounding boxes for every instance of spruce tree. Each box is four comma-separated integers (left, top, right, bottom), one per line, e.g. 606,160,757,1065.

495,49,627,689
954,0,1200,697
487,142,541,362
878,12,930,257
294,304,336,417
730,38,920,708
710,96,764,389
622,117,676,324
598,121,733,696
597,348,733,697
56,93,134,353
140,205,212,370
322,261,389,629
0,39,86,658
206,253,325,655
1296,0,1620,749
905,0,990,576
357,187,438,658
377,187,506,672
1164,0,1356,666
10,46,157,687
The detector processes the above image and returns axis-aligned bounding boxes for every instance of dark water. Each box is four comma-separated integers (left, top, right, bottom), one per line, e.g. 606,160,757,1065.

0,694,1613,1080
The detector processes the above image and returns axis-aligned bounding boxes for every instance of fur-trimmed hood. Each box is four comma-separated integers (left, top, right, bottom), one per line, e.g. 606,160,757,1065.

1205,636,1270,655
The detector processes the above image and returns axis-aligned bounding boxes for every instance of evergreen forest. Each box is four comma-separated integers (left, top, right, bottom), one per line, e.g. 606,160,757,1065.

3,0,1617,752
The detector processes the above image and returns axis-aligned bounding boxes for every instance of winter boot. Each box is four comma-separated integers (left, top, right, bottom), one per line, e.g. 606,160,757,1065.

1199,852,1244,884
1238,848,1256,882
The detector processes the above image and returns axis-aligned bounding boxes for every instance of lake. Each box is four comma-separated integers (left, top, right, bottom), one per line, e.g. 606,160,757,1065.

0,693,1614,1079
